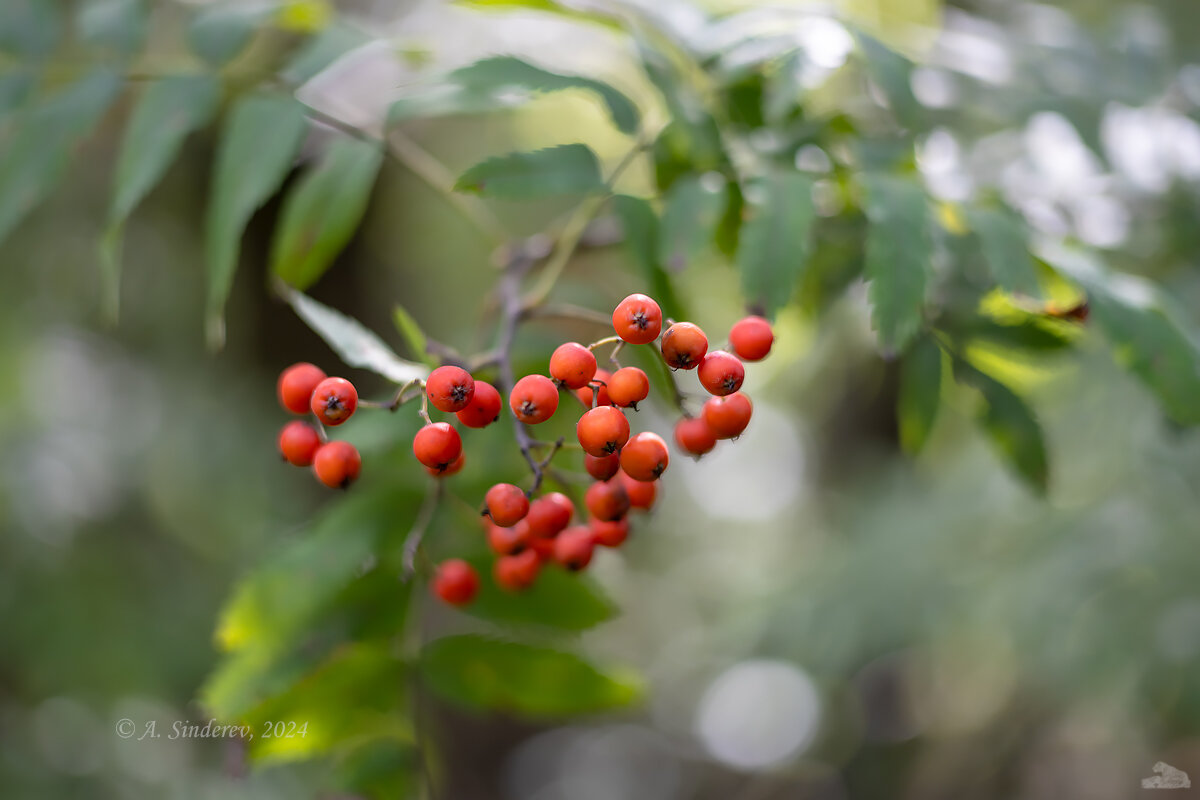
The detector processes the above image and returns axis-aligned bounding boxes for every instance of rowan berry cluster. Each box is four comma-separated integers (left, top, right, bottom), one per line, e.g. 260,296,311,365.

274,293,775,608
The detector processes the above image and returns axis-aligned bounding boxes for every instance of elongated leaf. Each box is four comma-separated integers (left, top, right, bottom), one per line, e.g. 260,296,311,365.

611,194,684,320
421,635,643,717
955,362,1048,493
281,21,367,85
281,287,430,384
897,335,942,454
391,305,434,367
271,136,382,290
738,171,816,318
205,93,308,347
454,143,602,197
862,174,931,353
77,0,145,54
102,74,220,321
854,30,920,127
187,3,271,66
454,0,618,27
0,0,60,57
464,555,617,631
658,173,726,271
969,208,1041,297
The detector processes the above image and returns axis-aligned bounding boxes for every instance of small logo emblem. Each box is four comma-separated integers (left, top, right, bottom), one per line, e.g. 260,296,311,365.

1142,762,1191,789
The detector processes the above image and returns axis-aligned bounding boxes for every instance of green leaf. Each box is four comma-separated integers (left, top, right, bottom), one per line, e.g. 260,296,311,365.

0,0,60,57
955,361,1048,493
420,635,643,717
854,30,920,127
0,69,121,248
281,286,431,384
465,556,617,631
205,93,308,348
658,173,726,271
611,194,684,320
0,69,35,120
391,305,433,367
897,335,943,454
187,3,272,67
738,171,816,318
968,208,1041,297
271,136,382,291
454,144,602,197
453,0,618,27
77,0,145,55
280,21,367,85
862,174,931,353
102,74,220,322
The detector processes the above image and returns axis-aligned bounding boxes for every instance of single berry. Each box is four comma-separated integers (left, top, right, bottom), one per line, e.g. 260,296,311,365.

278,420,321,466
412,422,462,471
433,559,479,606
729,316,774,361
620,473,658,510
277,362,327,414
612,293,663,345
425,451,465,477
607,367,650,409
525,492,574,539
585,479,631,522
585,452,621,481
549,342,598,390
456,380,502,428
487,519,531,557
574,368,612,408
703,392,753,439
510,374,560,424
660,322,708,370
312,441,362,488
311,377,359,426
697,351,745,396
554,526,596,570
621,431,670,481
576,406,630,457
530,536,557,561
426,366,475,413
674,416,717,456
591,517,630,548
485,482,530,527
495,549,541,591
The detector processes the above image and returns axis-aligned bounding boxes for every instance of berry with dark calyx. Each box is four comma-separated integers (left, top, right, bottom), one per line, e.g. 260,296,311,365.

621,431,670,481
554,526,596,570
585,478,631,522
488,519,531,556
312,441,362,488
703,392,753,439
660,322,708,370
510,374,560,424
456,380,502,428
585,452,621,481
412,422,462,471
607,367,649,409
426,451,465,477
591,517,630,548
311,377,359,425
525,492,574,539
433,559,479,606
278,362,327,414
674,416,717,456
485,482,530,527
576,405,630,457
729,316,774,361
620,473,658,510
612,293,663,345
425,366,475,413
495,549,541,591
278,420,321,466
549,342,598,390
574,368,612,408
697,351,745,396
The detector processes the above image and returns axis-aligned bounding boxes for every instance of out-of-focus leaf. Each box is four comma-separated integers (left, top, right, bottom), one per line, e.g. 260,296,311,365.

952,316,1078,353
77,0,145,55
420,635,643,717
454,144,602,197
955,361,1048,493
0,0,60,57
968,207,1041,297
611,194,684,320
271,136,382,291
280,21,367,85
714,180,743,259
103,74,220,321
0,69,121,247
391,305,434,367
454,0,618,27
276,0,332,33
0,70,35,119
854,30,920,127
187,3,272,67
797,210,867,316
281,287,431,384
464,556,617,631
334,736,421,800
205,93,308,347
862,173,931,353
898,335,942,454
658,173,726,271
738,170,815,318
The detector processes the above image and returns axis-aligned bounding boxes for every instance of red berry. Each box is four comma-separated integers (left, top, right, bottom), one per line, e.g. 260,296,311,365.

574,368,612,408
278,420,321,466
576,405,630,457
607,367,650,408
703,392,753,439
591,517,630,548
554,526,596,570
621,432,670,481
525,492,574,539
585,452,621,481
530,536,557,561
487,519,531,556
612,293,663,345
412,422,462,471
495,549,541,591
674,416,717,456
426,366,475,413
660,322,708,370
549,342,598,390
311,377,359,426
456,380,502,428
425,451,465,477
729,316,774,361
433,559,479,606
585,479,631,522
620,473,658,510
277,362,327,414
312,441,362,488
697,351,745,396
485,482,530,527
510,374,560,424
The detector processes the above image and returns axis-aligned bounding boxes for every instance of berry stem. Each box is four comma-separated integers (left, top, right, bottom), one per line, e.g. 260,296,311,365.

649,343,691,416
401,480,443,582
586,334,622,351
418,393,433,425
521,303,613,327
527,437,566,496
608,340,626,368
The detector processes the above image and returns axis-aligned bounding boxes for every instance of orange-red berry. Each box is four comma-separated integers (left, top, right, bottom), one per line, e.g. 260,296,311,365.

426,366,475,413
456,380,502,428
729,316,774,361
620,473,658,510
574,368,612,408
591,517,630,548
585,452,621,481
495,549,541,591
311,377,358,425
426,451,465,477
660,322,708,370
485,482,530,527
585,479,631,521
487,519,531,556
674,416,717,456
278,420,321,466
525,492,574,539
554,526,596,570
621,431,670,481
607,367,650,408
549,342,598,390
278,362,327,414
433,559,479,606
703,392,753,439
412,422,462,471
312,441,362,488
576,405,630,457
612,293,663,345
697,351,745,396
510,374,560,424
